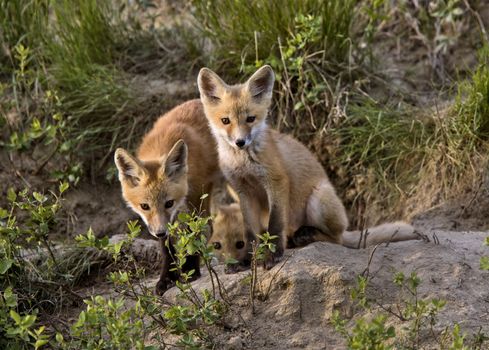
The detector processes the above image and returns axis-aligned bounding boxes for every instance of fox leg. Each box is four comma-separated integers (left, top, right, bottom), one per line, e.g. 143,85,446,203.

155,237,172,295
305,180,348,244
236,191,264,259
263,185,289,269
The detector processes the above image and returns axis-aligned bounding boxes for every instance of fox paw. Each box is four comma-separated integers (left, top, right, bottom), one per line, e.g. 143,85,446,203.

154,278,176,296
224,263,250,274
263,249,284,270
154,279,168,296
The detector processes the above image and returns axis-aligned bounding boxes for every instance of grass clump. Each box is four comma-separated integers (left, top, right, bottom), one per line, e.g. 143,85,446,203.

192,0,354,67
0,0,48,74
453,45,489,144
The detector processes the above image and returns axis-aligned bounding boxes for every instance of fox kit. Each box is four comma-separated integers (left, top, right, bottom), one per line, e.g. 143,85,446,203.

114,100,219,294
198,66,420,268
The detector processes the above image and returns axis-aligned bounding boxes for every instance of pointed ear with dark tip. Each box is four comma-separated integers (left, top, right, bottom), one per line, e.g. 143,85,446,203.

163,139,188,180
246,65,275,100
197,68,228,103
114,148,146,187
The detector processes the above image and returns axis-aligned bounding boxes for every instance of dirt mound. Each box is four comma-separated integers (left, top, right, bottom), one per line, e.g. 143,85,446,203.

153,230,489,349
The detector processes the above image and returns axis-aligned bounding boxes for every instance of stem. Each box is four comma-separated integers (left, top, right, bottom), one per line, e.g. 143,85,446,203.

41,236,60,271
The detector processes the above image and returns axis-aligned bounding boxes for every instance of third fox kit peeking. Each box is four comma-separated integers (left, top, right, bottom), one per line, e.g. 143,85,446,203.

198,65,348,268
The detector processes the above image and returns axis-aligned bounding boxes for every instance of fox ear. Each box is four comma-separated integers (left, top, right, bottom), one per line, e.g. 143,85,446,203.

198,68,228,103
114,148,146,187
246,65,274,100
163,139,188,180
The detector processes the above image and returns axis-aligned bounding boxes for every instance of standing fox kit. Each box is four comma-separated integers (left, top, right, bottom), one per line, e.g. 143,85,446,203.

114,100,219,294
198,66,419,267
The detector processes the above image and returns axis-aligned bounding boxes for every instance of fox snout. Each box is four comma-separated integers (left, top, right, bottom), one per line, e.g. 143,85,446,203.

235,139,246,149
153,229,167,238
230,130,252,149
145,215,170,239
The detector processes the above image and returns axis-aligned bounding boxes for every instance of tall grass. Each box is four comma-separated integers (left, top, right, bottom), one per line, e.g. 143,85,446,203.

1,0,189,161
0,0,48,74
335,43,489,224
192,0,354,68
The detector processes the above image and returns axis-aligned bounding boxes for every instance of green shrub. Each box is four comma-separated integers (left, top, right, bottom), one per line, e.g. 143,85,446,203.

332,271,486,349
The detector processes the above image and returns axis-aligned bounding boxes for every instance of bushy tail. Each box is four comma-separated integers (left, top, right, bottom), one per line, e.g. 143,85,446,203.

341,221,420,249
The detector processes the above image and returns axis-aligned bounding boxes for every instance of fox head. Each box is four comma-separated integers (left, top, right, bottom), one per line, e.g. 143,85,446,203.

114,140,188,238
197,65,275,150
209,203,248,264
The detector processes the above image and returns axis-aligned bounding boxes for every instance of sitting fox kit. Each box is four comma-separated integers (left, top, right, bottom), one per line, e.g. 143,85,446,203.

198,65,350,267
199,66,419,268
114,100,219,294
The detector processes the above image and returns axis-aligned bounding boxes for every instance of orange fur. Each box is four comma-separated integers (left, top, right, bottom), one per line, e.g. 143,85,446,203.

114,100,220,294
198,66,419,268
115,100,219,237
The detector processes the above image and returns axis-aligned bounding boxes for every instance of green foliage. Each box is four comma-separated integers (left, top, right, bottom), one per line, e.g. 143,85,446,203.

454,46,489,144
256,232,278,261
0,184,69,349
0,0,49,73
332,311,395,350
333,271,484,349
350,275,369,308
0,183,69,287
192,0,354,68
75,220,141,261
59,295,152,350
481,236,489,271
165,211,224,347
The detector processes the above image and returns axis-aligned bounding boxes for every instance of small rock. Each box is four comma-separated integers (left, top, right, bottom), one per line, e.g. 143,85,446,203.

227,335,243,350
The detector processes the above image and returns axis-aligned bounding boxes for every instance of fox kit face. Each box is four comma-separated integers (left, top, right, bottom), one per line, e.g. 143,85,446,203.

209,203,248,263
114,140,188,238
197,66,275,150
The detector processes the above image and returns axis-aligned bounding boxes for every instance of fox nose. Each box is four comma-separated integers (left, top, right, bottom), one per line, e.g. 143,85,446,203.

156,231,167,238
235,139,246,148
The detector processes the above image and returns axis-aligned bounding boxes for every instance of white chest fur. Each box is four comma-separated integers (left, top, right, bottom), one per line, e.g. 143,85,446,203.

217,140,267,182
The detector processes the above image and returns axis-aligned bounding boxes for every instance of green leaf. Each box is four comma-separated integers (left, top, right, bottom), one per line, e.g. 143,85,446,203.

35,339,49,349
0,208,8,219
480,256,489,271
0,258,13,274
7,188,17,202
59,182,69,194
22,314,36,327
10,310,21,324
55,332,64,343
33,192,45,203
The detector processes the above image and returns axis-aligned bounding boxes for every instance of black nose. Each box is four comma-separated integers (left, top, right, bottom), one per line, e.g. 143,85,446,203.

156,231,167,238
235,139,245,148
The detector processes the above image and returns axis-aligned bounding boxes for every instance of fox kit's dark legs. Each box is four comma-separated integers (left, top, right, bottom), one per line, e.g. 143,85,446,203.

155,237,172,295
155,236,201,296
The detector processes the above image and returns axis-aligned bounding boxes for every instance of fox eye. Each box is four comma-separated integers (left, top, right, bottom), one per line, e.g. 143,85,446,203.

213,242,222,250
236,241,245,249
140,203,150,211
221,117,230,125
165,200,174,209
246,116,256,123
